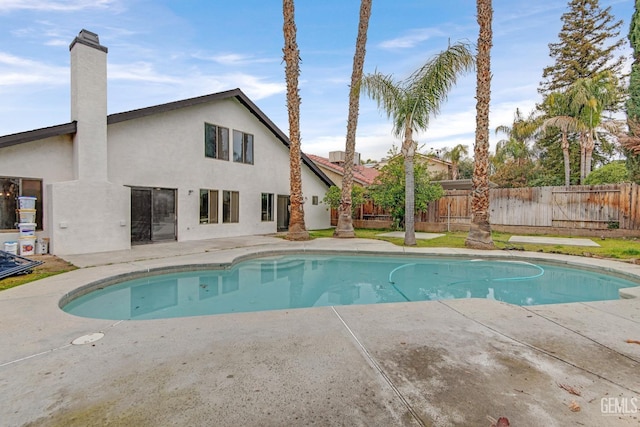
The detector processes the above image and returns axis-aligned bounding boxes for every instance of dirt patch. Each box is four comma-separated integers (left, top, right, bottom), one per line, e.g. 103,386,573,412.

29,255,76,274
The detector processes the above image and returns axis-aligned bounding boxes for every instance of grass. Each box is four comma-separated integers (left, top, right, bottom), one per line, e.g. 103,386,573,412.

0,256,76,292
309,229,640,261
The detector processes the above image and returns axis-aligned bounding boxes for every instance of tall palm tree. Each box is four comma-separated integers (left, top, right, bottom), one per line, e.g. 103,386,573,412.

335,0,373,238
282,0,309,240
465,0,495,250
361,42,474,245
442,144,468,180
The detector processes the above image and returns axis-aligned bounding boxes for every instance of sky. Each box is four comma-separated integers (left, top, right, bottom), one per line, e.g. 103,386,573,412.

0,0,635,162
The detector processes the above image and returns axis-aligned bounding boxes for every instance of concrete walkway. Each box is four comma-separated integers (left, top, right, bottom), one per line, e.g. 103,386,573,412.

509,235,601,247
1,236,639,426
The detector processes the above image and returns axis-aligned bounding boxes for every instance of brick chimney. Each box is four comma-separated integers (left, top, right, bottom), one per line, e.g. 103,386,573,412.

69,29,108,181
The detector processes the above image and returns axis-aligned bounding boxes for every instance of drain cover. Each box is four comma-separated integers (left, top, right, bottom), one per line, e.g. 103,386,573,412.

71,332,104,345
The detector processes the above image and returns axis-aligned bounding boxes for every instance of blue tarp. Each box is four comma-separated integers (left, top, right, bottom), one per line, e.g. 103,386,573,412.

0,250,43,280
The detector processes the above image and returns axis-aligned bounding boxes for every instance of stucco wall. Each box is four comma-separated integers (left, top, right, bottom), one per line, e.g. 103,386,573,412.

0,136,74,245
107,97,330,241
47,180,130,255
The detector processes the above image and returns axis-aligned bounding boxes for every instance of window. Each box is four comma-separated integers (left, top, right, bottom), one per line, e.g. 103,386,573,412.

223,191,239,223
199,189,219,224
204,123,229,160
261,193,274,221
0,177,42,230
312,196,319,205
233,130,254,164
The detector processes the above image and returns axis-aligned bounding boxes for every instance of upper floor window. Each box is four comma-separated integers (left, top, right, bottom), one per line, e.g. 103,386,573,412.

233,130,253,164
205,123,229,161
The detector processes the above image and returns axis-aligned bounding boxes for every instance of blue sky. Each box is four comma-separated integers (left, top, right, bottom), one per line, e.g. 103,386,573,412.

0,0,634,161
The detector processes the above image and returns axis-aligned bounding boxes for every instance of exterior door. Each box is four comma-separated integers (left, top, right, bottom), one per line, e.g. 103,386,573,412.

131,187,176,243
277,195,290,232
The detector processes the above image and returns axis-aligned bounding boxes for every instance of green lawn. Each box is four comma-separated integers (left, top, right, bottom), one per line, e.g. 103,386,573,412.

309,229,640,261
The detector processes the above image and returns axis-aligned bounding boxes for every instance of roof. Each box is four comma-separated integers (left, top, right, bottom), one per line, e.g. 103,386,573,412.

0,88,333,187
307,154,379,186
0,122,77,149
384,152,452,167
435,179,498,190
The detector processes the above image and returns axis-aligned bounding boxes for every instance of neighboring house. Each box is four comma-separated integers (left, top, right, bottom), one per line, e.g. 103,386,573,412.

375,153,452,179
307,152,379,188
0,30,333,255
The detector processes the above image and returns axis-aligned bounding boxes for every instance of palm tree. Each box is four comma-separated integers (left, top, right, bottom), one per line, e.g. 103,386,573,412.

465,0,495,250
282,0,309,240
335,0,372,238
441,144,468,180
565,71,619,182
541,115,582,186
361,42,474,245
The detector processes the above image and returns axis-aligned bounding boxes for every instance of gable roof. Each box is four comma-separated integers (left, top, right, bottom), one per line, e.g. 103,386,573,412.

307,154,379,186
0,88,333,187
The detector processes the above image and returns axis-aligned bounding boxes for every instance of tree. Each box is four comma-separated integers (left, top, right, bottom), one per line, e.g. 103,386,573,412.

541,89,583,186
584,160,629,184
361,42,474,245
441,144,468,180
541,71,620,184
282,0,309,240
323,185,366,214
539,0,625,96
565,71,620,181
541,115,582,186
466,0,495,250
622,0,640,183
368,155,444,229
336,0,373,238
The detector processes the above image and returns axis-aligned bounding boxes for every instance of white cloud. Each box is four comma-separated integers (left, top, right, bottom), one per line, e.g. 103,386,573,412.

379,28,446,50
192,52,278,66
0,52,67,86
0,0,116,12
108,62,181,84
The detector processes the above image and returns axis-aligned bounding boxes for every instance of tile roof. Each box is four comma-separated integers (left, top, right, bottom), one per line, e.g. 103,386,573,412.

307,154,379,186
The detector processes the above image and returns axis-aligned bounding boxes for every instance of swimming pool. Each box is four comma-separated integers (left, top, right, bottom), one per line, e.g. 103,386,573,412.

62,254,638,320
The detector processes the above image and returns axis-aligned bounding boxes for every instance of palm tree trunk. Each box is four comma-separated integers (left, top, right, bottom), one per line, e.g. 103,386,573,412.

579,132,587,184
403,125,417,246
283,0,309,241
561,131,571,186
585,132,595,181
335,0,372,238
465,0,495,250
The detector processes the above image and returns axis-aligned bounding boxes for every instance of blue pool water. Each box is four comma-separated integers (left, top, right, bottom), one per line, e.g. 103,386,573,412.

62,255,638,320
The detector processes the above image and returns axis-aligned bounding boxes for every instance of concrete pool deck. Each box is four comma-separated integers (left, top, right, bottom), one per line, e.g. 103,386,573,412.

1,236,639,426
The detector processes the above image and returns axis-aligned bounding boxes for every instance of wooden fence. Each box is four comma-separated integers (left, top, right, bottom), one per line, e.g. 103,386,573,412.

332,183,640,236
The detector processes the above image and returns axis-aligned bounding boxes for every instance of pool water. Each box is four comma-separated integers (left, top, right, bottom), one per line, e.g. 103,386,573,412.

62,255,637,320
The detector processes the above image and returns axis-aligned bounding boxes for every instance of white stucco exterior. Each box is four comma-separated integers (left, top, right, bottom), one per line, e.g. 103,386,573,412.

0,30,332,255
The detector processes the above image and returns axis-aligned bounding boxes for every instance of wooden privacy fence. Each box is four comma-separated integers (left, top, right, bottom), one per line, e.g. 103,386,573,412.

333,183,640,236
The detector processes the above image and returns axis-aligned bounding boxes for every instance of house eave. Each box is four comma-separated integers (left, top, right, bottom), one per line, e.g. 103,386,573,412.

0,121,77,149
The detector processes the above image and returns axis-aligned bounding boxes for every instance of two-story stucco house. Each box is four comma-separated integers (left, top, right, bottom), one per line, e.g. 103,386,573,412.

0,30,333,255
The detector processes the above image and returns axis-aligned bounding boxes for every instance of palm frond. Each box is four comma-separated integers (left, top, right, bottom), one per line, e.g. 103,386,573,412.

405,41,475,132
360,72,405,136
